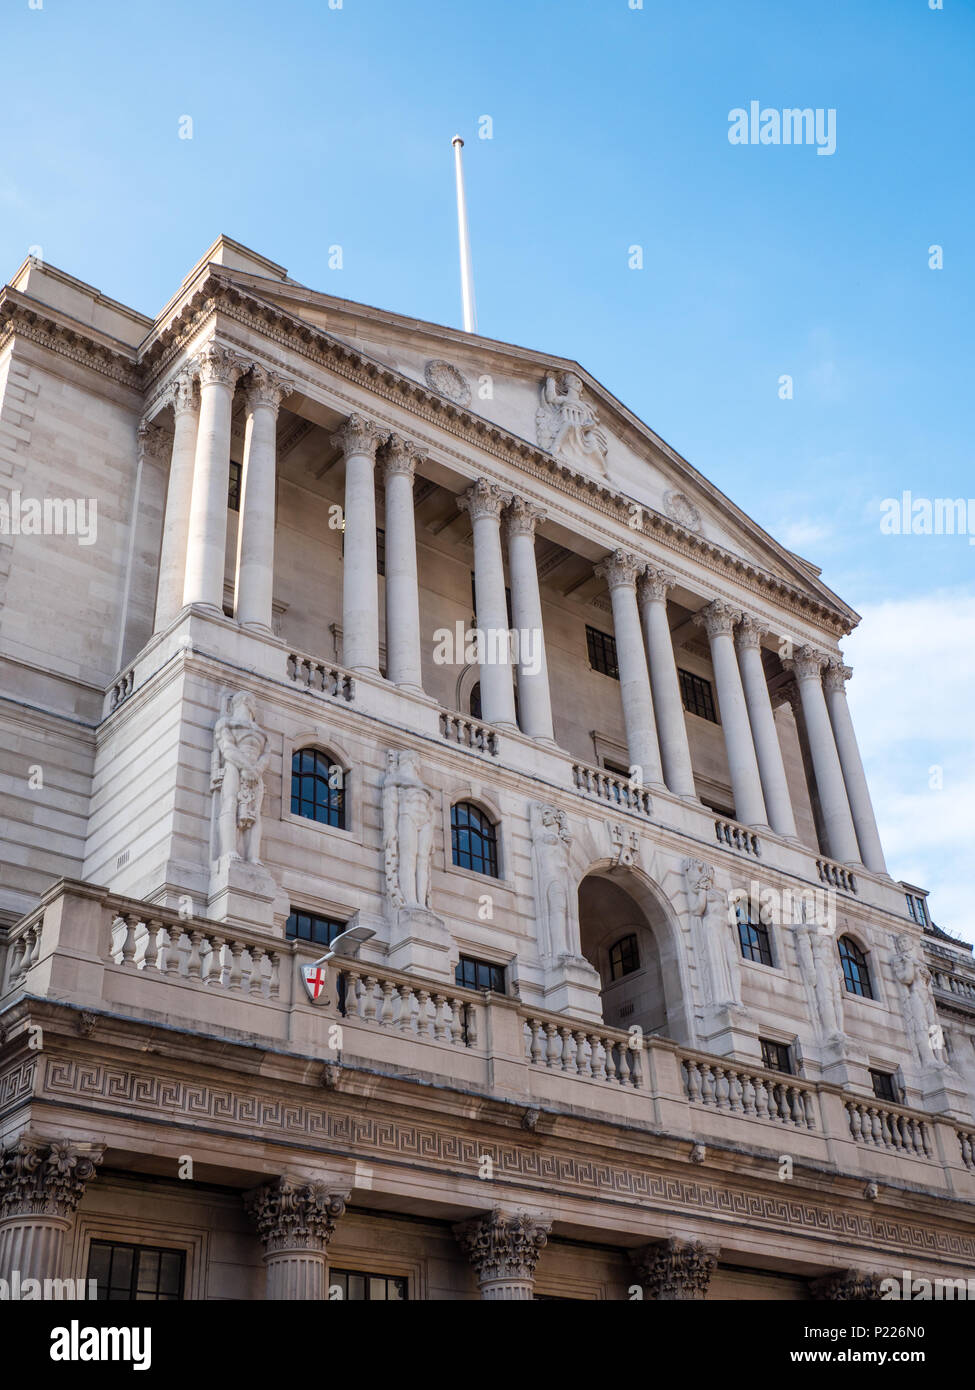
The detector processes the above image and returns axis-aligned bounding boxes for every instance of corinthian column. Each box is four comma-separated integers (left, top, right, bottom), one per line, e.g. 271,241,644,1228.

0,1134,104,1286
823,661,887,874
234,365,293,633
505,498,555,742
630,1237,719,1300
182,342,246,612
381,435,424,693
694,601,768,828
244,1178,348,1301
458,479,517,729
453,1208,551,1300
594,550,664,789
785,647,860,865
334,414,386,675
637,566,695,797
154,367,200,632
734,616,798,839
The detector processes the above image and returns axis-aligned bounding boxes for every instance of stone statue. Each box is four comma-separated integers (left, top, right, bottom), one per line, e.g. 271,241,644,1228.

683,858,741,1009
536,372,609,473
529,803,577,959
794,922,845,1042
211,692,270,864
892,934,946,1068
382,750,434,910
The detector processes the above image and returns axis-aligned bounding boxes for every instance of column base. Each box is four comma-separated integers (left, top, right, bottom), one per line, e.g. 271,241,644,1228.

394,682,430,699
238,619,274,636
491,720,519,733
349,664,383,679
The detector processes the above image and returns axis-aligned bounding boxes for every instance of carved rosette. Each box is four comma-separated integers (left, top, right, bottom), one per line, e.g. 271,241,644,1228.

0,1135,104,1222
196,341,247,389
630,1237,719,1300
694,599,741,640
244,1178,348,1255
787,644,829,683
381,433,421,482
331,412,386,461
505,497,546,538
823,659,853,695
733,613,767,652
454,1208,552,1296
424,359,472,406
594,548,642,591
809,1267,885,1301
457,478,512,524
663,490,703,533
244,363,294,412
637,565,676,605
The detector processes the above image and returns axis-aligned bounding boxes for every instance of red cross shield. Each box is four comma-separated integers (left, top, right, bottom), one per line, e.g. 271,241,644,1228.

300,963,329,1003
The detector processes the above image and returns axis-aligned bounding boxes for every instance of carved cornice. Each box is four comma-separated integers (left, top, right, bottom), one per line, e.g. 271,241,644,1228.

594,548,642,591
637,565,676,605
331,411,386,460
243,1177,348,1255
0,295,141,391
453,1208,551,1285
457,477,512,523
505,496,546,539
630,1237,719,1300
694,599,741,640
809,1267,885,1301
0,1133,104,1221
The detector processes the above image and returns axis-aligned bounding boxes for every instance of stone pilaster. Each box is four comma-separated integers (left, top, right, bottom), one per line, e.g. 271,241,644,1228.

734,615,799,839
594,549,664,789
505,498,555,742
0,1134,104,1285
637,565,696,797
630,1236,719,1300
810,1267,885,1300
244,1177,348,1301
334,413,386,675
458,479,517,729
453,1207,552,1300
823,661,887,874
154,366,200,632
695,601,768,828
234,364,293,633
784,646,860,864
182,342,247,612
381,435,424,693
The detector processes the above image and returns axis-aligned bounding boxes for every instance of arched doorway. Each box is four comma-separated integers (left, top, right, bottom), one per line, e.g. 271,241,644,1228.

578,869,690,1044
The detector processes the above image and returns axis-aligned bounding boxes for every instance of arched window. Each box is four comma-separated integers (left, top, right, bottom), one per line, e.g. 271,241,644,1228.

838,936,873,998
291,749,346,829
608,934,640,981
469,682,482,721
451,801,498,877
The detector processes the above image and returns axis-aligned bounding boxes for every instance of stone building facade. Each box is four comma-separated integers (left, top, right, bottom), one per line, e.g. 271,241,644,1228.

1,236,973,1301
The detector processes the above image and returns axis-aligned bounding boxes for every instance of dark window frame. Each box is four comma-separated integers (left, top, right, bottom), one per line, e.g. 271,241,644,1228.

678,668,718,722
329,1267,409,1301
455,955,506,993
228,459,242,512
586,625,619,680
906,893,929,928
736,906,774,967
608,933,640,981
869,1068,899,1103
290,748,347,829
286,910,346,948
87,1239,186,1301
838,935,873,999
760,1039,793,1075
451,801,499,878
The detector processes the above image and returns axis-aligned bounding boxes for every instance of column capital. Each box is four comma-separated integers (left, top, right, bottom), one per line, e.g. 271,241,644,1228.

381,432,421,481
453,1208,552,1285
0,1134,104,1221
785,644,829,683
734,613,768,651
244,1177,349,1255
630,1237,719,1300
331,412,386,460
196,341,247,389
137,419,170,463
243,363,294,412
823,659,853,693
505,496,546,538
809,1267,885,1301
168,367,199,418
637,564,677,604
693,599,741,639
458,477,512,522
595,548,642,590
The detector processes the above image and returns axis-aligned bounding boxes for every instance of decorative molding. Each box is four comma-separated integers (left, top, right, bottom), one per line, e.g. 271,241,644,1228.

630,1236,719,1300
457,477,512,523
594,548,641,590
0,1133,104,1221
424,359,472,407
331,411,386,460
663,491,703,534
244,1177,347,1254
454,1207,552,1285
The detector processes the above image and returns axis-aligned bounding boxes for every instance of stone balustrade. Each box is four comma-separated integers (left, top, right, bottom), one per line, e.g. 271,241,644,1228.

521,1010,645,1087
714,818,761,857
571,762,653,816
334,963,478,1048
959,1130,975,1169
681,1055,815,1129
109,668,135,711
110,911,282,998
439,710,499,756
845,1099,932,1158
929,965,975,1005
816,857,858,894
286,651,356,701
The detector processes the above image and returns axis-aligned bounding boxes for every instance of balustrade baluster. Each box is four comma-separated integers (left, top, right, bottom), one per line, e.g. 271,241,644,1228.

186,930,204,980
560,1027,578,1075
227,941,244,991
248,946,266,996
590,1034,608,1082
575,1030,592,1078
396,983,415,1033
379,980,396,1027
121,914,140,966
143,919,161,972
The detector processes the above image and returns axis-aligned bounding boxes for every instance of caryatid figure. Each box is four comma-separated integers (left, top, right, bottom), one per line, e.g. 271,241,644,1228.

892,934,946,1068
212,691,270,864
382,750,435,911
529,802,578,959
683,858,742,1009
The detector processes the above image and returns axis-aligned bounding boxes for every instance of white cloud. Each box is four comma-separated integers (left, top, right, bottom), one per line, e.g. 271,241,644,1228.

844,589,975,944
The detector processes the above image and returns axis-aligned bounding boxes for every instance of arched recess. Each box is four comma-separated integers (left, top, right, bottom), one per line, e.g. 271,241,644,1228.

577,861,694,1046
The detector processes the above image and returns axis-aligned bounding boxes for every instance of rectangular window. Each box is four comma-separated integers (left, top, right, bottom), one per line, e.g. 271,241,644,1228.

455,955,506,993
737,911,774,967
376,527,386,577
329,1268,408,1301
760,1039,793,1074
586,625,619,679
286,910,346,948
87,1241,185,1301
228,460,242,512
870,1069,899,1103
608,933,640,981
679,668,717,722
906,893,929,928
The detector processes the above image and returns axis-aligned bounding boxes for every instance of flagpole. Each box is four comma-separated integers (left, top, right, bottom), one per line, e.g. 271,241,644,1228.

452,135,478,334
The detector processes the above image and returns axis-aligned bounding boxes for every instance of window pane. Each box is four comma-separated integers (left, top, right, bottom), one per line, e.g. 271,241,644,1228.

369,1276,388,1301
136,1250,160,1293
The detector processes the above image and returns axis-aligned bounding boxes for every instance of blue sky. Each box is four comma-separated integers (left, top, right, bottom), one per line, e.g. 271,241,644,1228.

2,0,972,938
